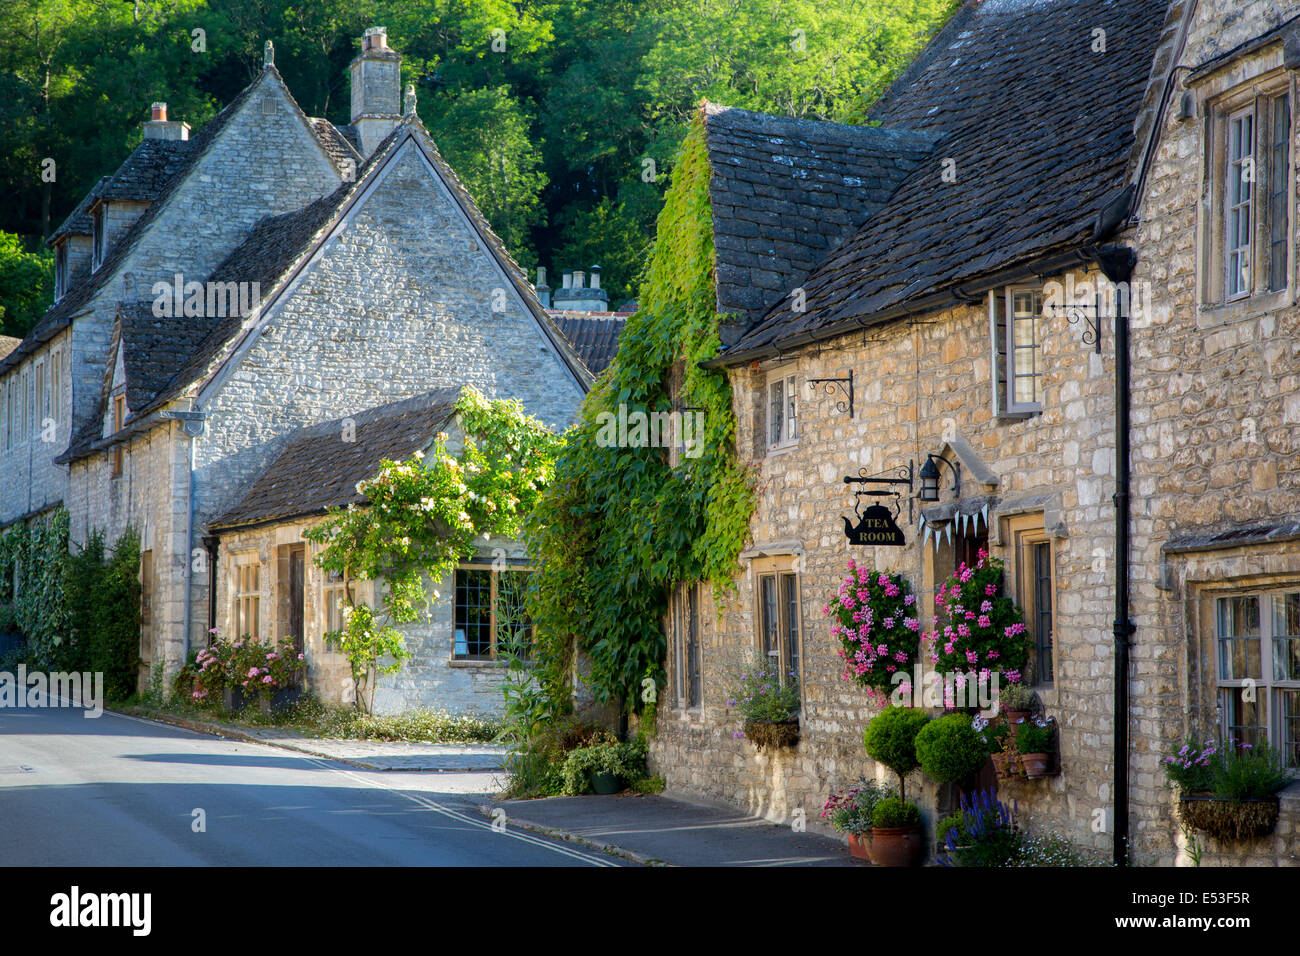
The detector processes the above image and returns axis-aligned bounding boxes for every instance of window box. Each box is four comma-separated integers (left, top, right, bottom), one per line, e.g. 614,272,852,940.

1176,792,1280,841
741,718,800,751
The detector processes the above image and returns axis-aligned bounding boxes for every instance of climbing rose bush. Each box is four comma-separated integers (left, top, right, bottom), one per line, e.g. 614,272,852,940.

926,550,1031,706
824,560,921,705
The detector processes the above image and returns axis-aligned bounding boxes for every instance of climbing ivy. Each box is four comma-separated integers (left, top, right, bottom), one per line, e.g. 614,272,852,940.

526,112,755,716
0,507,71,666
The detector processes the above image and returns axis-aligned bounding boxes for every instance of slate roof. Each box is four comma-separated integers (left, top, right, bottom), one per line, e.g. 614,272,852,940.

209,388,461,530
0,66,359,381
116,303,214,412
0,337,20,361
49,177,109,243
716,0,1170,363
701,102,936,323
97,138,196,203
310,117,362,169
551,312,628,374
115,116,591,427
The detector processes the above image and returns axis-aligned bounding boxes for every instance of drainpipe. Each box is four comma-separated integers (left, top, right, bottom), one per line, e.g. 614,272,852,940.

1092,244,1137,866
203,534,219,638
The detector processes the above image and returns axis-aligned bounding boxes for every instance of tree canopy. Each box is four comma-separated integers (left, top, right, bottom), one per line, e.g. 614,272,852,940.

0,0,957,333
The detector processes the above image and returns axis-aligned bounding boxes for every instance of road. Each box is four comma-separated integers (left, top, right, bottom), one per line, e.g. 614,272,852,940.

0,701,622,866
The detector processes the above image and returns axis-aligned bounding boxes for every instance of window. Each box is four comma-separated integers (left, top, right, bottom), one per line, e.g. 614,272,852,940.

670,583,702,709
111,392,126,476
990,287,1045,415
1214,590,1300,766
323,572,347,635
1208,90,1291,304
235,558,261,638
49,349,61,430
1005,514,1054,686
765,368,798,450
91,205,104,271
758,569,801,690
55,244,67,301
453,567,532,661
34,361,45,437
140,550,154,662
1,379,8,451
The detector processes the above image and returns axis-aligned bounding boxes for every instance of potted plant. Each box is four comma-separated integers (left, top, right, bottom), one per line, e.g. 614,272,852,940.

869,797,925,866
936,789,1020,866
821,780,895,859
560,738,647,795
255,643,308,717
999,681,1035,728
1016,715,1056,779
728,656,801,750
1168,738,1291,841
916,712,990,786
824,562,922,708
863,705,930,800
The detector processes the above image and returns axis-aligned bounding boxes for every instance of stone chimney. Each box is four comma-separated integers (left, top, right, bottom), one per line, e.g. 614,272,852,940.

349,27,402,157
143,102,190,141
535,266,551,308
551,263,610,312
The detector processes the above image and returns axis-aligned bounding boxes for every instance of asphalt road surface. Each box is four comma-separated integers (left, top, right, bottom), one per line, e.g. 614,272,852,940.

0,701,621,866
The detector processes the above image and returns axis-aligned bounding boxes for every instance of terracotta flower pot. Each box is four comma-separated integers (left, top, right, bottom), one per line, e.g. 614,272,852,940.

846,832,871,860
1020,752,1050,779
1003,709,1032,731
868,825,924,867
992,751,1011,778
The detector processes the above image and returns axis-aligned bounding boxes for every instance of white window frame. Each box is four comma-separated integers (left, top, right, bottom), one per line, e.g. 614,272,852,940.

1214,589,1300,767
765,368,799,451
234,555,261,639
990,286,1045,416
1225,106,1255,301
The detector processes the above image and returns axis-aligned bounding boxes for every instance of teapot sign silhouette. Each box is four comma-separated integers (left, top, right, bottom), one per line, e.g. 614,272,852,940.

843,503,906,547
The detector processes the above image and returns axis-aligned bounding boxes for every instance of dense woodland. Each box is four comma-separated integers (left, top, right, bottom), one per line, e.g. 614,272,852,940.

0,0,955,337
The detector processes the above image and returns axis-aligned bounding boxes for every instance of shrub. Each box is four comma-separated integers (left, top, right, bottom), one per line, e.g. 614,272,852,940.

821,780,896,835
871,797,921,829
727,655,800,724
937,789,1019,867
916,713,989,783
824,562,921,705
1015,716,1056,754
863,705,930,798
936,811,967,845
560,739,647,795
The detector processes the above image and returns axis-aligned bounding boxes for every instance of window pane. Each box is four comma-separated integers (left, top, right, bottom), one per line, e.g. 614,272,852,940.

1033,542,1054,685
1270,95,1290,292
1221,686,1267,748
686,585,701,708
454,569,492,658
785,375,798,440
768,380,783,446
760,574,778,661
496,570,532,658
1217,596,1261,680
1273,593,1300,681
1279,689,1300,768
781,572,799,684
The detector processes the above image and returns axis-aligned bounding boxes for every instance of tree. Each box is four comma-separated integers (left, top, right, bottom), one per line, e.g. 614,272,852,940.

0,232,54,338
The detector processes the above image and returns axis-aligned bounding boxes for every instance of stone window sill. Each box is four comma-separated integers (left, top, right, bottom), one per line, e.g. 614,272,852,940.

448,658,508,669
1197,289,1292,330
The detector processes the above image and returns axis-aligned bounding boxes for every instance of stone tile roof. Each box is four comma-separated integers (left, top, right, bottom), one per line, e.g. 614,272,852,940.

718,0,1170,362
209,388,461,530
1,67,359,381
551,312,628,374
309,117,362,169
116,303,214,412
126,116,591,423
49,177,109,243
701,102,936,323
98,138,197,202
0,336,20,361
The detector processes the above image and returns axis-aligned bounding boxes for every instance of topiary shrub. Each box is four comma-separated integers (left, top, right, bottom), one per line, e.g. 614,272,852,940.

872,797,921,829
916,713,988,784
863,705,930,799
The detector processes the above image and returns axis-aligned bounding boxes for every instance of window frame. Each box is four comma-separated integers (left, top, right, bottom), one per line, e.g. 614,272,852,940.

1224,105,1255,301
452,564,533,662
1212,588,1300,767
91,205,105,272
54,243,67,302
669,582,702,711
764,367,799,452
111,391,126,477
1006,514,1056,688
233,554,261,640
1004,286,1046,415
753,557,803,698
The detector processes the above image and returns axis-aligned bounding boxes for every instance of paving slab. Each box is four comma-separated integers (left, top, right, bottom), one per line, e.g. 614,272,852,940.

490,792,865,866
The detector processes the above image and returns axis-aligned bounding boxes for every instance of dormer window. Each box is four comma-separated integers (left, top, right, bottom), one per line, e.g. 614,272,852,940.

54,243,68,301
91,205,105,271
111,392,126,476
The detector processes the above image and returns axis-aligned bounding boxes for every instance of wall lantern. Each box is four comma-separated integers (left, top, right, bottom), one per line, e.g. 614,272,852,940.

918,453,960,503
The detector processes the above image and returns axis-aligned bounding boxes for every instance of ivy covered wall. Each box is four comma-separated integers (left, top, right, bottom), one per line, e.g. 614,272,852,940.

526,111,754,715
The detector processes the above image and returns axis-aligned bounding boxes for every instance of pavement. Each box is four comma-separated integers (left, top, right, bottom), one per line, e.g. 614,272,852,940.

484,793,865,866
0,702,617,866
120,707,507,772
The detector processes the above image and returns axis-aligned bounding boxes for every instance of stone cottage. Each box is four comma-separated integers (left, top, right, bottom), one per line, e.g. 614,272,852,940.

648,0,1300,867
1,28,597,712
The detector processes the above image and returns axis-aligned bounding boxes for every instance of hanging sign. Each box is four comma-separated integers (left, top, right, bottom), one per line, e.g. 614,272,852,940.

843,504,907,547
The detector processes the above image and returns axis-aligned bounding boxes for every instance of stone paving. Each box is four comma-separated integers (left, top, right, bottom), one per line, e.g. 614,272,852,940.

123,709,506,772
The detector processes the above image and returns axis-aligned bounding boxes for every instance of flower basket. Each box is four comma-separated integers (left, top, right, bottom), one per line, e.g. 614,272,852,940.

1177,793,1280,841
743,719,800,751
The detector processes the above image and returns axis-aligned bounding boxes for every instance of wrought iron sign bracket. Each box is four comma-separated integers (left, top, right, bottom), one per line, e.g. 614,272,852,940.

807,370,854,419
1046,296,1103,354
843,460,914,524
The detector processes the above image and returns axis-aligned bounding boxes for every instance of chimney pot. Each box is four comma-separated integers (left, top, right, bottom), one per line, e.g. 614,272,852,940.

589,265,601,290
562,272,572,289
573,270,585,289
151,102,167,122
536,266,548,287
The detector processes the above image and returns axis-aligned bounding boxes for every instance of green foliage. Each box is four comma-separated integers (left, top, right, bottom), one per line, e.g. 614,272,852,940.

526,116,754,716
871,797,921,829
1211,740,1292,800
936,811,967,845
929,553,1033,689
312,707,504,743
0,232,54,337
1014,716,1056,755
305,387,560,712
915,713,988,784
0,508,71,667
90,527,142,701
862,705,930,797
998,681,1035,712
821,780,896,835
560,738,648,795
826,562,921,703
